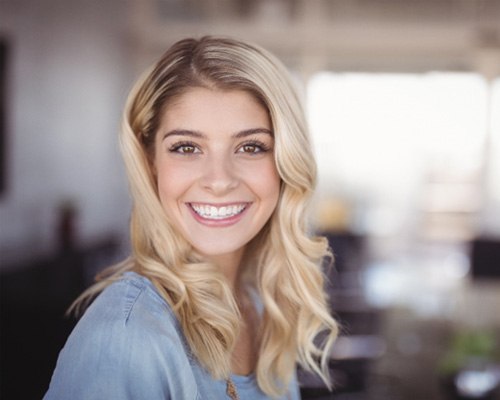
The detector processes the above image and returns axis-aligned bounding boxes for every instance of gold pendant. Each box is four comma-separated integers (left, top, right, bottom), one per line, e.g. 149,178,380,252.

226,377,239,400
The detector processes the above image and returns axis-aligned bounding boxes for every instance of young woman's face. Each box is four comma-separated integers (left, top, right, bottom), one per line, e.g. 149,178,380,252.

154,87,280,267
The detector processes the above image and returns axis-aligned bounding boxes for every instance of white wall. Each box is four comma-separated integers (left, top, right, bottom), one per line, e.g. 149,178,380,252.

0,0,132,268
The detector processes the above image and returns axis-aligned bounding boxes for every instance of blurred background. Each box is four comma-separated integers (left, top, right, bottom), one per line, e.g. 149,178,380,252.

1,0,500,399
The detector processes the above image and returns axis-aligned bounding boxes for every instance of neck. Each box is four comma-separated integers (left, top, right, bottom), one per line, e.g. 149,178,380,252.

204,248,245,293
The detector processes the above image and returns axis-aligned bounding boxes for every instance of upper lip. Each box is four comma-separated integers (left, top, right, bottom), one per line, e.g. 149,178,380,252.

188,202,250,207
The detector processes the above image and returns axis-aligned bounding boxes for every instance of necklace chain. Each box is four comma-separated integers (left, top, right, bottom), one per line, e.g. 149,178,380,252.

226,377,239,400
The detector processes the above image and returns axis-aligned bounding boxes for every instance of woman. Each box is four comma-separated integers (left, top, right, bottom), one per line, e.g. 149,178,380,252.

45,36,337,400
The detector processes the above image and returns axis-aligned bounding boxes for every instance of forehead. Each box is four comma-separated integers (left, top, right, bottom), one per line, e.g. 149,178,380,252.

159,87,270,131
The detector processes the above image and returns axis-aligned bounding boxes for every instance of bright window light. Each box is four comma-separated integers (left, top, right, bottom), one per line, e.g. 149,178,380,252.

307,72,489,236
489,79,500,202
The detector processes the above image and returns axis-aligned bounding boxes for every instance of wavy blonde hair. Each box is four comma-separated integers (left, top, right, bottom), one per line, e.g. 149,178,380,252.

75,36,337,397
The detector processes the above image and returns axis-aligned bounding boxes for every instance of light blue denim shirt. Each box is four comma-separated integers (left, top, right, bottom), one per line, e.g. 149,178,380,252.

44,271,301,400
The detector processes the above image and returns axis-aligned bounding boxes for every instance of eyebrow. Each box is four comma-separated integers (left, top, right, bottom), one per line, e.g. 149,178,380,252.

233,128,273,138
162,128,273,141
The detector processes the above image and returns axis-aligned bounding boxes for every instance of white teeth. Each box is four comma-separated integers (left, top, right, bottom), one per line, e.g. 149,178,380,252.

191,204,246,220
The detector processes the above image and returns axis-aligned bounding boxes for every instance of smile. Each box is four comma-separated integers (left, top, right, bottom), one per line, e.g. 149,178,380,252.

189,203,248,220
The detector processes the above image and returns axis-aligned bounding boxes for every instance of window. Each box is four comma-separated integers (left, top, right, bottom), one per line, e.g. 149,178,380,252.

308,72,493,240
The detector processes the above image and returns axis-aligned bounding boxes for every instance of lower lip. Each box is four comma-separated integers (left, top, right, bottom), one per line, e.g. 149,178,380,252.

188,204,250,227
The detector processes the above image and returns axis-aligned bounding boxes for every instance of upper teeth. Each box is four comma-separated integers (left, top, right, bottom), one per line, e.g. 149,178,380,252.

191,204,246,219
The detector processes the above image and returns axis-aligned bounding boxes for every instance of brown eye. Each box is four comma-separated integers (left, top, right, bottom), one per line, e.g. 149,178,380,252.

179,145,196,153
237,140,270,155
168,142,200,154
242,144,258,153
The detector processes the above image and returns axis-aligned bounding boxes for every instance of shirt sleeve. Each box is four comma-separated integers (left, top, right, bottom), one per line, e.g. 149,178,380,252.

43,280,198,400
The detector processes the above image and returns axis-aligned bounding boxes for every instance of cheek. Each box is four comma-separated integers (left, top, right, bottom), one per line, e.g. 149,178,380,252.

252,162,281,204
156,161,190,205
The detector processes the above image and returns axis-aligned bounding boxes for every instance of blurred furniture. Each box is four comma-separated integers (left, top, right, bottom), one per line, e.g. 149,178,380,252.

0,237,119,400
299,231,384,400
471,237,500,280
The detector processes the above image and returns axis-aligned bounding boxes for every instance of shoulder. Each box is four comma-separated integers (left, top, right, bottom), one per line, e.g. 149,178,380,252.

85,271,176,327
72,271,189,360
75,271,182,347
45,272,198,400
92,271,171,317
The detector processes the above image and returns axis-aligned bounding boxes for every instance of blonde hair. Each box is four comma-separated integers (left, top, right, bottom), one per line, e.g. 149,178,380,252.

75,36,337,397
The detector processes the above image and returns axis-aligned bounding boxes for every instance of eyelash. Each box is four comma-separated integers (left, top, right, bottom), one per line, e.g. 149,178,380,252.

238,140,271,154
168,141,199,154
167,140,272,155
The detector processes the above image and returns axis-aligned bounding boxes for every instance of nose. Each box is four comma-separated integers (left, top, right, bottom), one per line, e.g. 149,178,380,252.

199,153,239,195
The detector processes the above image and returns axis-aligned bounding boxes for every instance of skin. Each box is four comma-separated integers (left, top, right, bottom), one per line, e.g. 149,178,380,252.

154,87,281,374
